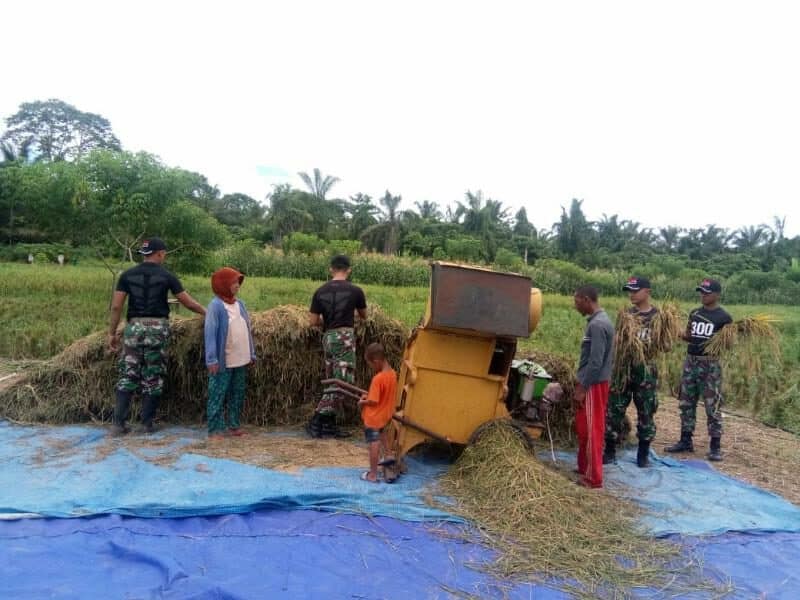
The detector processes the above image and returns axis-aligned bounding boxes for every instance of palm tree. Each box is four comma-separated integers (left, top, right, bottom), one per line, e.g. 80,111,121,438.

358,190,403,255
379,190,402,255
414,200,442,221
297,168,340,201
734,225,769,250
657,226,682,252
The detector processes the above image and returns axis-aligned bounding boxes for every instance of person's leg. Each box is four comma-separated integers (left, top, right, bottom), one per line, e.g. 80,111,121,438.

634,365,658,467
583,382,609,488
604,380,631,464
666,358,698,452
368,440,380,480
575,399,589,476
309,331,339,436
113,322,143,432
318,329,356,437
207,369,232,436
701,359,724,460
227,366,247,432
139,322,169,430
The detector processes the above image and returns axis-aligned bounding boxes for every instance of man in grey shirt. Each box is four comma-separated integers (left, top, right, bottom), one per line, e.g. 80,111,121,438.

573,285,615,488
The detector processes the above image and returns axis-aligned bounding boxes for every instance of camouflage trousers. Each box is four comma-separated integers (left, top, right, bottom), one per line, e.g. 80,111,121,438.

607,364,659,443
116,319,170,398
678,355,724,437
315,328,356,415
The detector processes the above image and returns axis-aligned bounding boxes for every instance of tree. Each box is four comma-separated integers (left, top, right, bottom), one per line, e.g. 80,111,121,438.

359,190,402,254
2,99,121,161
734,225,769,251
0,139,36,241
554,198,593,259
297,168,340,200
414,200,442,221
657,226,682,252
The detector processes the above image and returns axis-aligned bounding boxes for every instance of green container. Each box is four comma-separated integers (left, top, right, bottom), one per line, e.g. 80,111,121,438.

532,375,552,399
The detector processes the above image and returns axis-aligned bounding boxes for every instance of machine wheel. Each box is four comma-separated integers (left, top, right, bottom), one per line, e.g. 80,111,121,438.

467,418,534,453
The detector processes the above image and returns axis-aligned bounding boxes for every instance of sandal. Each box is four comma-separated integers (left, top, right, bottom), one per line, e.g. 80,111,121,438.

360,471,379,483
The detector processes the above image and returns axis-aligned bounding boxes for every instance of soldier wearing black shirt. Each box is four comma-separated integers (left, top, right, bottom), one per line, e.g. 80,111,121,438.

107,237,206,435
666,278,732,461
306,255,367,438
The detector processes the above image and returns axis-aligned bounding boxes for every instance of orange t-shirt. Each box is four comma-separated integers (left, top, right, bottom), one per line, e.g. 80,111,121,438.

362,369,397,429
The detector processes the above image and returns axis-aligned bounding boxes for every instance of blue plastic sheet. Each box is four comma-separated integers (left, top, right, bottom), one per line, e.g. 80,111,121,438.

0,422,454,521
0,509,566,600
547,449,800,536
2,510,799,599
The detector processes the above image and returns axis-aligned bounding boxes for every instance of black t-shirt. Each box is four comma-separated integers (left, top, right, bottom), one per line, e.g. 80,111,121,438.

686,306,733,356
116,262,184,319
309,280,367,330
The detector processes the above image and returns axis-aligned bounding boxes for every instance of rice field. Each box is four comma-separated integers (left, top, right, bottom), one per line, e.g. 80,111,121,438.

1,263,799,431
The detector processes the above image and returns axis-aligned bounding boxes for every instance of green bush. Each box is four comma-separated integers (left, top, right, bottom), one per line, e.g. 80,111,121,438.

283,232,327,255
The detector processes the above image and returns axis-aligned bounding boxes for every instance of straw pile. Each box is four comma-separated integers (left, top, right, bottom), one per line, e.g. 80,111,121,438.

436,421,728,598
0,305,407,426
612,303,683,386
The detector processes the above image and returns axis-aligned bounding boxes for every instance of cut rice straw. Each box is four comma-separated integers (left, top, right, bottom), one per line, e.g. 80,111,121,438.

433,421,732,598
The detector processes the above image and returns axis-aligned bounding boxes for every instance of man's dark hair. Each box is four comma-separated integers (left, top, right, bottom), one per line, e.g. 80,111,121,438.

365,342,385,360
330,254,351,271
575,285,599,302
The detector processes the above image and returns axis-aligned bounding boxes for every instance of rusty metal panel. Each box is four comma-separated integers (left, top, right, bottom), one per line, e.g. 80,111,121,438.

428,263,532,337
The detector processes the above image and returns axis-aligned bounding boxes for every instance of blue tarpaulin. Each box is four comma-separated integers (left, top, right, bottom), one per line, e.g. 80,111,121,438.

0,422,454,521
547,449,800,536
2,421,800,598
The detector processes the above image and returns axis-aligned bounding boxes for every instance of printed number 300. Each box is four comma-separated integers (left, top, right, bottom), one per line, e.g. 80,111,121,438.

691,322,714,336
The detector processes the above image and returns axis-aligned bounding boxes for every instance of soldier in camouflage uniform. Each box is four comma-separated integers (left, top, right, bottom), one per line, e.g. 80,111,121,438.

666,278,732,461
307,255,367,438
108,237,206,435
605,277,659,468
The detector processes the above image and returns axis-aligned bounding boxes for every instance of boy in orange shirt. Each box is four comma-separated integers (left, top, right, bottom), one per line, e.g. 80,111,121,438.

358,343,397,483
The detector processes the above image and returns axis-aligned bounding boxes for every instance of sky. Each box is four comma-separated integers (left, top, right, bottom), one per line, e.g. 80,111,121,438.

2,0,799,236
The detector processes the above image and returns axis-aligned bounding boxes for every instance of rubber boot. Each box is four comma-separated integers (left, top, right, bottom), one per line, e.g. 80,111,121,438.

707,437,723,462
306,413,323,438
140,394,159,433
602,438,616,465
637,440,651,468
112,389,132,435
665,431,694,453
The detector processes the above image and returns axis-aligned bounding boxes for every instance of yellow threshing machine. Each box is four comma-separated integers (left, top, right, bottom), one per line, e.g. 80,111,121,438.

386,262,544,474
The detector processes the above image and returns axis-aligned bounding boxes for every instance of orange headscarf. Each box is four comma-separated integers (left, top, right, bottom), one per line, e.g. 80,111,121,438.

211,267,244,304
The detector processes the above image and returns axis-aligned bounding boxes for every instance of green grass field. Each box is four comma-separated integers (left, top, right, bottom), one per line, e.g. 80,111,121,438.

1,263,798,430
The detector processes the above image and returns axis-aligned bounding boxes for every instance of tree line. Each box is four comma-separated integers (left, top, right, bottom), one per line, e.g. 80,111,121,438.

2,99,799,291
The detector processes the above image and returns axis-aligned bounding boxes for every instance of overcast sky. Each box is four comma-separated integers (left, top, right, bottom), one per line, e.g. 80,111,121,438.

3,1,799,236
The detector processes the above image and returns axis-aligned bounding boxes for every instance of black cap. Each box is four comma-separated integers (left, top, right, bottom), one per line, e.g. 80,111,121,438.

622,276,651,291
138,237,167,255
696,278,722,294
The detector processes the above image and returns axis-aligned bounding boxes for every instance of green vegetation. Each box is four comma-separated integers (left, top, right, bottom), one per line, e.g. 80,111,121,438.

3,98,800,306
1,264,798,432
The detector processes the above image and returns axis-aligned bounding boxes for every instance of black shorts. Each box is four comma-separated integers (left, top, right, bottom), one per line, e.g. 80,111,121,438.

364,427,382,443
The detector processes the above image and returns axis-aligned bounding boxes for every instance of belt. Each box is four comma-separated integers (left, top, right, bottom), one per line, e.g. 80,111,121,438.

128,317,169,324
